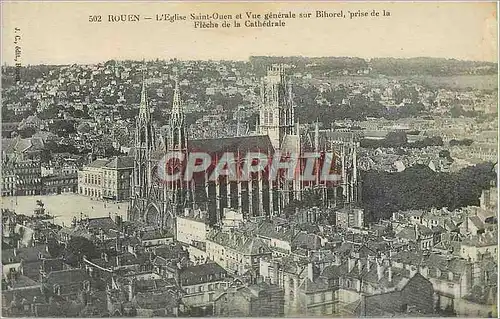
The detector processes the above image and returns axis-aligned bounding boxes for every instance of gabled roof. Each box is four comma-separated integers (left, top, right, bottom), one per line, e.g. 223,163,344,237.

2,245,50,264
208,231,272,256
2,137,32,155
134,290,178,310
189,135,274,154
104,156,134,169
468,216,485,229
45,268,90,286
2,286,45,307
86,217,117,231
179,262,227,286
254,221,296,243
86,158,109,168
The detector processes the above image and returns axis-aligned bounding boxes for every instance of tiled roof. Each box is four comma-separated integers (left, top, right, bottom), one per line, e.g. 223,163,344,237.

153,243,189,260
299,277,330,293
86,217,117,231
104,156,134,169
208,231,272,256
2,245,50,264
2,286,45,306
150,135,274,161
2,137,32,154
179,262,228,286
468,216,485,229
86,158,109,168
20,260,43,280
42,258,65,273
254,221,296,242
189,135,274,154
134,290,178,310
8,275,39,289
141,229,172,241
92,252,148,269
292,232,322,250
395,224,433,241
46,268,90,286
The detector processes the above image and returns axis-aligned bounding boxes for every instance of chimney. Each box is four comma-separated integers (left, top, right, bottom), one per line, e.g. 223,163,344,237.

448,271,454,281
104,252,109,263
388,266,393,282
13,247,18,256
366,257,371,271
414,224,419,239
116,255,120,267
348,257,356,272
272,261,279,285
307,262,314,281
410,266,418,277
358,259,362,273
128,282,134,302
377,259,384,281
419,265,429,278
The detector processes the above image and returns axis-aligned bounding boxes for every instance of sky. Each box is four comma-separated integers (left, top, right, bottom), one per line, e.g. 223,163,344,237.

1,1,498,65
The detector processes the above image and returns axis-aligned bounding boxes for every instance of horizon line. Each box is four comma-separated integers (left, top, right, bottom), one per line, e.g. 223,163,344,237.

2,55,498,67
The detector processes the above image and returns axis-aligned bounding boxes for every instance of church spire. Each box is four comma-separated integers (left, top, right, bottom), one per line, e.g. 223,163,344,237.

168,67,187,152
139,64,150,120
172,69,182,116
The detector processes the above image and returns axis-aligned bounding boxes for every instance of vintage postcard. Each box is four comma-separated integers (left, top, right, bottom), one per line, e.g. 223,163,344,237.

1,1,498,318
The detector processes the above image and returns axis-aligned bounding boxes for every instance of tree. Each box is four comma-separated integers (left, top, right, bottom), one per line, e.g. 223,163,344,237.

17,126,36,138
47,238,63,258
385,131,408,147
361,162,497,222
77,122,91,134
66,236,99,264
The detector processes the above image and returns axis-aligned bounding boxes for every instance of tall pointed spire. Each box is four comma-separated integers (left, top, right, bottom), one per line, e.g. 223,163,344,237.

167,65,187,153
139,62,149,120
172,68,182,116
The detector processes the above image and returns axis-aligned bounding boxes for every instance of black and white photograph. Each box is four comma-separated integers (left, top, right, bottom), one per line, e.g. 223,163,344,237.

1,1,498,317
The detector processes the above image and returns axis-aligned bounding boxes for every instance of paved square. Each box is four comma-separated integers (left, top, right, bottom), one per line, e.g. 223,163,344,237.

1,194,128,227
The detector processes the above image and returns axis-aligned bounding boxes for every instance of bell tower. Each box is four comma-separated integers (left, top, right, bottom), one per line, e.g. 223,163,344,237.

259,64,295,149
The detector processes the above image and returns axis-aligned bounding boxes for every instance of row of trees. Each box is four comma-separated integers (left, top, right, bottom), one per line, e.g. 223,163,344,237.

360,131,444,149
361,162,496,222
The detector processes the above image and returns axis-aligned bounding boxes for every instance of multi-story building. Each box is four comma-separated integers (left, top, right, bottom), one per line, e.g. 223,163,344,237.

42,173,78,194
206,230,272,276
179,262,231,316
1,165,16,196
78,156,134,201
213,282,285,317
1,160,42,196
176,208,211,245
336,207,365,229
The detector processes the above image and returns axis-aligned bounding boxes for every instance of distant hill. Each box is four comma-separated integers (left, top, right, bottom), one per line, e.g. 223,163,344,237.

369,57,497,76
249,56,498,76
